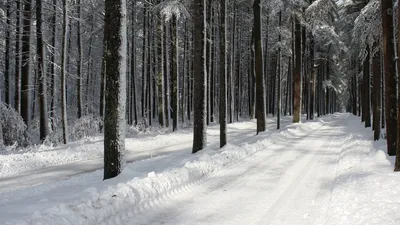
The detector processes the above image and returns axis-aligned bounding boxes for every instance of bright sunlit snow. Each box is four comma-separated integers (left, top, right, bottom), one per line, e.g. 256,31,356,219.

1,114,399,225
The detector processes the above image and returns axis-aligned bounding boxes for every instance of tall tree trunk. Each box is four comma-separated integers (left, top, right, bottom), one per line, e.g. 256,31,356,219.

192,0,207,153
21,0,33,125
219,0,227,148
182,21,188,124
381,0,397,156
395,0,400,169
4,0,11,105
229,5,236,124
277,11,282,129
103,0,127,180
15,0,22,113
157,16,165,127
364,46,371,127
77,0,83,118
264,12,269,116
132,0,138,126
249,27,255,119
141,5,148,120
164,23,171,127
372,48,381,141
284,57,292,116
171,15,179,131
50,0,57,130
36,0,49,141
210,5,216,123
293,15,302,123
254,0,266,134
61,0,69,144
206,0,212,125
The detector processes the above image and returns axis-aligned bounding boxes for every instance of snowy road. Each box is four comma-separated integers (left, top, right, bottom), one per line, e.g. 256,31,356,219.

4,114,400,225
131,122,345,225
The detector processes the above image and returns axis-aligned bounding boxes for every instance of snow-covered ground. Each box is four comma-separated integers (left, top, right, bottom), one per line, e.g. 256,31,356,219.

1,114,399,225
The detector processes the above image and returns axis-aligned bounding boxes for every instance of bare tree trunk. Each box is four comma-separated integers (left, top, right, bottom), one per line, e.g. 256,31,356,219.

182,22,188,124
171,15,179,131
219,0,227,148
157,16,165,127
15,0,22,113
21,0,33,125
77,0,83,118
254,0,266,134
141,5,148,120
4,0,11,105
206,0,212,125
363,46,371,127
309,30,315,120
192,0,207,153
229,5,236,124
293,15,302,123
164,23,171,127
61,0,69,144
372,48,381,141
277,11,282,129
210,5,216,123
103,0,127,180
50,0,57,130
381,0,397,157
132,0,138,126
36,0,49,141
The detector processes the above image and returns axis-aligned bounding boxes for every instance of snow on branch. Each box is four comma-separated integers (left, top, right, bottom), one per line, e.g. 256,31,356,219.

153,0,189,22
352,0,381,60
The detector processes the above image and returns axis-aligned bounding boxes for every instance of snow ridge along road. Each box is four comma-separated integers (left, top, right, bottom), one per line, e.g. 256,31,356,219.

4,116,324,225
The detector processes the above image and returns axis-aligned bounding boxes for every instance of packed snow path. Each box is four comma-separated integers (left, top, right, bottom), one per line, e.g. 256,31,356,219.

131,122,344,225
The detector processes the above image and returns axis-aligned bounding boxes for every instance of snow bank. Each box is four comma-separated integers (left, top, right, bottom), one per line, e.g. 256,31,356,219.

10,121,322,225
325,115,400,225
0,127,193,178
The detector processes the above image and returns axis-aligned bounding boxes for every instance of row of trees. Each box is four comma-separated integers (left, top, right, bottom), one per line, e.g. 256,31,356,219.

1,0,349,179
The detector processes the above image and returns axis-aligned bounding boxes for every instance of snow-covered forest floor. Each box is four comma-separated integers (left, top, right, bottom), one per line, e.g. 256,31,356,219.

1,113,399,225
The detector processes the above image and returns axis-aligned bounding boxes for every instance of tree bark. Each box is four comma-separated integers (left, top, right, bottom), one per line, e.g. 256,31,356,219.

21,0,33,125
192,0,207,153
36,0,49,141
61,0,69,144
372,48,381,141
254,0,266,134
293,15,302,123
363,46,371,127
4,0,11,105
171,15,179,131
103,0,127,180
77,0,83,118
15,0,22,113
219,0,227,148
277,11,282,129
381,0,397,156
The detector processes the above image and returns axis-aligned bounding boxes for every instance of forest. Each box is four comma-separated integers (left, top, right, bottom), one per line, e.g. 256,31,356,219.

0,0,398,179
